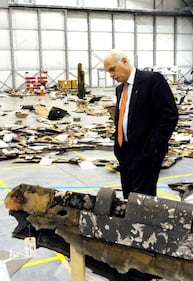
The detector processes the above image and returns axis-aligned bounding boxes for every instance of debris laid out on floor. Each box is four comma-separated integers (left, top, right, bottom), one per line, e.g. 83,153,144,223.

0,90,114,165
15,111,28,118
4,183,193,281
0,85,193,170
168,182,193,202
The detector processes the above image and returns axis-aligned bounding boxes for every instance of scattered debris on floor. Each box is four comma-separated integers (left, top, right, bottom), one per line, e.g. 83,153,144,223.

0,84,193,171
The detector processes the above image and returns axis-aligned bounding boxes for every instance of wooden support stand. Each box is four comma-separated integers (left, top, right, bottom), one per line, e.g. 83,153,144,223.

70,245,86,281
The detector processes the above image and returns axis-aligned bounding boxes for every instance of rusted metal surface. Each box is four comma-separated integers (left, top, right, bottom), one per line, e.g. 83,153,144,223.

4,184,193,280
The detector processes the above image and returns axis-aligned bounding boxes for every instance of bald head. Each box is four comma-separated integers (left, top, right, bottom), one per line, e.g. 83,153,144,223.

103,49,133,83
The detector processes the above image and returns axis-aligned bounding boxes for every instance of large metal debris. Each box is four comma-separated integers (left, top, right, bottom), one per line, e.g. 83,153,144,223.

77,63,86,99
4,184,193,280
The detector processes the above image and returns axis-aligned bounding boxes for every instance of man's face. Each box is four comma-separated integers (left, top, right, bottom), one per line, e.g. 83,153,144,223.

104,56,129,83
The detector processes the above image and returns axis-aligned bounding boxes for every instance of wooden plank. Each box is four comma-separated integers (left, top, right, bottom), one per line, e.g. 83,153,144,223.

70,245,86,281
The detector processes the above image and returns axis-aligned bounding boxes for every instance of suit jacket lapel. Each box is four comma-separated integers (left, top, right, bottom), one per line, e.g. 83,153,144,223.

128,69,142,126
115,84,124,126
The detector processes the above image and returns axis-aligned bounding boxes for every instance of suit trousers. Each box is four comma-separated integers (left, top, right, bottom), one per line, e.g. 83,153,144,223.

116,143,165,199
119,159,160,199
116,144,165,280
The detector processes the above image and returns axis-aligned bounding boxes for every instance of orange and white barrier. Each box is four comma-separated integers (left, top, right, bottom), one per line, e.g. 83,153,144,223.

25,71,48,94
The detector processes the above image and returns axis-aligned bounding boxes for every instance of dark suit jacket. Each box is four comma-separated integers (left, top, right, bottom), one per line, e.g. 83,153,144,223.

114,69,178,170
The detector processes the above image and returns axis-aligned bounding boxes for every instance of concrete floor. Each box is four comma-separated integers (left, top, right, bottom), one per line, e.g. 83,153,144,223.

0,88,192,281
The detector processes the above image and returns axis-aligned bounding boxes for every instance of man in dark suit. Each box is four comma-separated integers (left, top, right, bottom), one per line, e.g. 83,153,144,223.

103,49,178,280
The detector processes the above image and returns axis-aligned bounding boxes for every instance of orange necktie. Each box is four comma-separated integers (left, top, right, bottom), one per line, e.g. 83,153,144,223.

118,83,128,147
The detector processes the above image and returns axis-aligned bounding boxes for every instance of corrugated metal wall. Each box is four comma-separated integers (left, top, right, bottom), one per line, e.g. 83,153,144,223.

0,4,192,90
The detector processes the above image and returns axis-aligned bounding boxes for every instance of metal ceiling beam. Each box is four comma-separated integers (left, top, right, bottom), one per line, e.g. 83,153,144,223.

182,0,193,5
7,4,193,17
180,0,193,14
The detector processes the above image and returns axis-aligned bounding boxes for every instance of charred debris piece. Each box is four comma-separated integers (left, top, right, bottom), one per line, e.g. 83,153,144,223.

4,183,193,281
169,182,193,201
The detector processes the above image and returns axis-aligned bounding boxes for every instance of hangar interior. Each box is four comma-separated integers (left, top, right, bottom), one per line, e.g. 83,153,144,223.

0,0,193,281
